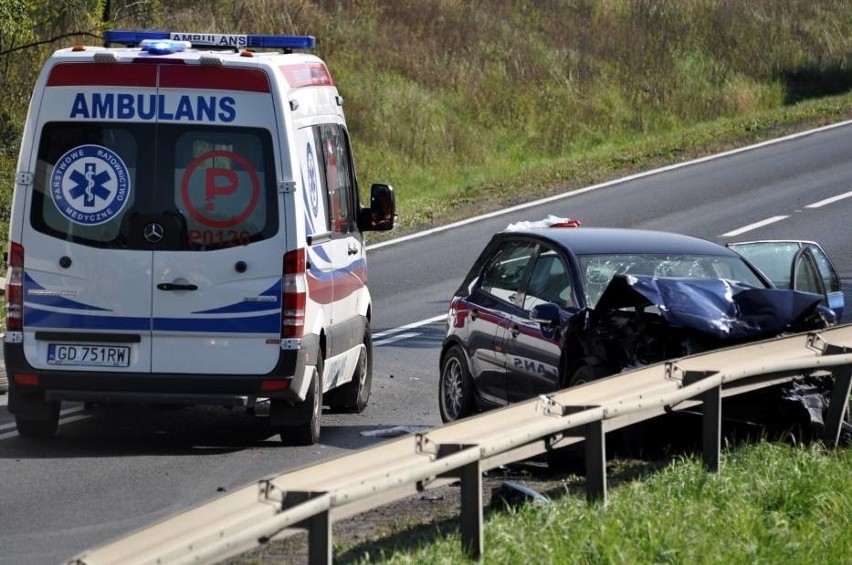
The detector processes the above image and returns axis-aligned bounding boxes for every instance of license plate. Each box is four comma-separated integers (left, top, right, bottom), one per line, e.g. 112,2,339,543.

47,344,131,367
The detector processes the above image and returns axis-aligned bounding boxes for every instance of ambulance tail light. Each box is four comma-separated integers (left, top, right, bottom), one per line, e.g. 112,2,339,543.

282,248,306,338
6,242,24,332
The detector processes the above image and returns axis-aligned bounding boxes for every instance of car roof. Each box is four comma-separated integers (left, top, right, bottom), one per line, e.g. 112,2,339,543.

500,226,738,256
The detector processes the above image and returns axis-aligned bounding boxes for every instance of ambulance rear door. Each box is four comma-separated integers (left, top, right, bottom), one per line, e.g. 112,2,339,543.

149,65,285,375
18,61,157,374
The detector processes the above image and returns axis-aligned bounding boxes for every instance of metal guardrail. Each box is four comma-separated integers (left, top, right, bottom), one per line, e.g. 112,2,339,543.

68,324,852,565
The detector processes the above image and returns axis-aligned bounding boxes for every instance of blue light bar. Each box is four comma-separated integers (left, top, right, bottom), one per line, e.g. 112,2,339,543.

140,39,191,55
104,30,316,50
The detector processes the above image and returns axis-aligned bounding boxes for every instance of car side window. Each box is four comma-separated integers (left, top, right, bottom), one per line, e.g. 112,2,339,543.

479,240,536,304
522,248,574,310
808,246,842,293
794,255,824,295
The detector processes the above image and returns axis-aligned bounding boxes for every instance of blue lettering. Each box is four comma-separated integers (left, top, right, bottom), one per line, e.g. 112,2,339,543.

174,95,195,121
92,93,114,119
117,94,135,119
137,94,156,120
157,94,174,120
69,93,90,118
218,97,236,122
67,93,239,122
196,97,215,121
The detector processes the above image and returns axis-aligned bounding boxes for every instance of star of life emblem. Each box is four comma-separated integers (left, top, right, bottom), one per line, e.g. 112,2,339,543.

50,144,131,226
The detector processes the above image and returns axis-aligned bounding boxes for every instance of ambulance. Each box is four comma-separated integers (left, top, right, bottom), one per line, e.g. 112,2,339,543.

3,31,396,444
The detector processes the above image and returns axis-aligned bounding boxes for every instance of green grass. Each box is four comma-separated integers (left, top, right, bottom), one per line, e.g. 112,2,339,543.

356,442,851,564
2,0,852,243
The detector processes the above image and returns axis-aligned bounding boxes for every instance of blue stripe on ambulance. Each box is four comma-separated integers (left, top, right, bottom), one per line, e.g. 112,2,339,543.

23,307,280,333
193,281,281,314
24,307,150,330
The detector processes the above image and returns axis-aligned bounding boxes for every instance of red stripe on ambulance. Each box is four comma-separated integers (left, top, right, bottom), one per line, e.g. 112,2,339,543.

47,63,157,87
160,66,270,92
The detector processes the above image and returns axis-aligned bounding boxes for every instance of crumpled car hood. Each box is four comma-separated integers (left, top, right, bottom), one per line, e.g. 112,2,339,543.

593,274,832,340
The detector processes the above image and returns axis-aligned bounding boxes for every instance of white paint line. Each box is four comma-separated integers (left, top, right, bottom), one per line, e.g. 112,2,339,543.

374,332,421,347
720,215,789,238
367,120,852,251
373,314,445,339
805,190,852,209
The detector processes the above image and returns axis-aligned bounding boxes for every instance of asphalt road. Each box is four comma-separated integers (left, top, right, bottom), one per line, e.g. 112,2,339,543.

1,120,851,565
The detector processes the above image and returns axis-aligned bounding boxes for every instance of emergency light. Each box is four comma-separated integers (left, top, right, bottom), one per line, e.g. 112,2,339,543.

104,30,316,51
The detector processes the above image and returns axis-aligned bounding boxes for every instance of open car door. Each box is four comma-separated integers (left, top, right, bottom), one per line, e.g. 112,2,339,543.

728,240,844,320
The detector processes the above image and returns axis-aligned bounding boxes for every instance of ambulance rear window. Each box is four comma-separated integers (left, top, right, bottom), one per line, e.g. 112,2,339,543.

31,122,277,251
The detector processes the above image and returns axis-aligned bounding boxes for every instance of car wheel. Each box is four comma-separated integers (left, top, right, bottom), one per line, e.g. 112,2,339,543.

326,323,372,413
278,353,323,446
439,346,475,423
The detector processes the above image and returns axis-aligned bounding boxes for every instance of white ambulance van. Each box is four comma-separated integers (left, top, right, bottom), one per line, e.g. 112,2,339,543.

3,31,396,444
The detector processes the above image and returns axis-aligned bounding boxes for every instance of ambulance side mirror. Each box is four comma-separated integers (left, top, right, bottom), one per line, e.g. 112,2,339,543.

359,183,396,232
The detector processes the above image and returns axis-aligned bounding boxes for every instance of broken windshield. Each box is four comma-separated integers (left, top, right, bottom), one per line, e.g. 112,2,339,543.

578,253,767,307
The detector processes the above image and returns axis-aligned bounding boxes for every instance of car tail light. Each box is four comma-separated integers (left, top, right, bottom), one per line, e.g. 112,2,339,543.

261,379,290,393
281,248,306,338
6,242,24,332
13,373,39,386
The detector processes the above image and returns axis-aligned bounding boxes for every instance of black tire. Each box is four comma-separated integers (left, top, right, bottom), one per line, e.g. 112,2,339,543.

326,323,372,413
567,363,611,388
16,414,59,438
279,353,323,446
439,346,475,423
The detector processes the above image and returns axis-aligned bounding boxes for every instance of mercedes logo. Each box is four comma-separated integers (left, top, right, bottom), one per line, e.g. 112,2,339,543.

143,222,164,243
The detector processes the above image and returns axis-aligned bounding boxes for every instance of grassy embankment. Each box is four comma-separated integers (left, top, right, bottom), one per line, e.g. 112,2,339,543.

336,442,851,564
1,1,852,239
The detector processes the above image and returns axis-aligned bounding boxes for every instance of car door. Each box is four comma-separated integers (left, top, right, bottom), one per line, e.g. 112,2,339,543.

465,239,537,405
503,245,577,401
728,240,844,319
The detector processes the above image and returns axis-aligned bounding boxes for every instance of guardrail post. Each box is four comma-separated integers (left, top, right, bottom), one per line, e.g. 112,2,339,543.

584,420,606,504
702,385,722,472
824,359,852,448
460,460,483,559
436,444,483,559
284,491,331,565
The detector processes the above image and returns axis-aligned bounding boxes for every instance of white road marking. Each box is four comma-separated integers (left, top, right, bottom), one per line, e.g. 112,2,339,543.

373,314,445,347
367,120,852,251
720,215,789,238
805,190,852,209
374,332,421,347
373,315,445,340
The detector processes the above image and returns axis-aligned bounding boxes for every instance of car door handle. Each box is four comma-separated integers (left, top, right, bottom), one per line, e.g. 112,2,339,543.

469,309,479,321
157,282,198,291
510,325,521,338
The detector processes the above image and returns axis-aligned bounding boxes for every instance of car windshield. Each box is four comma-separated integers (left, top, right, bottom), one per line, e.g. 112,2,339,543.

577,253,767,307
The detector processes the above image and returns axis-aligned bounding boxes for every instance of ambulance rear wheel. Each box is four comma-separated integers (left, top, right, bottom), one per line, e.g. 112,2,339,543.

12,394,60,438
16,413,59,438
278,355,323,446
326,323,372,413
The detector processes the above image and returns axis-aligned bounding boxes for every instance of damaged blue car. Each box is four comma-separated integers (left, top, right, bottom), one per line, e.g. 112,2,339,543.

438,219,845,435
